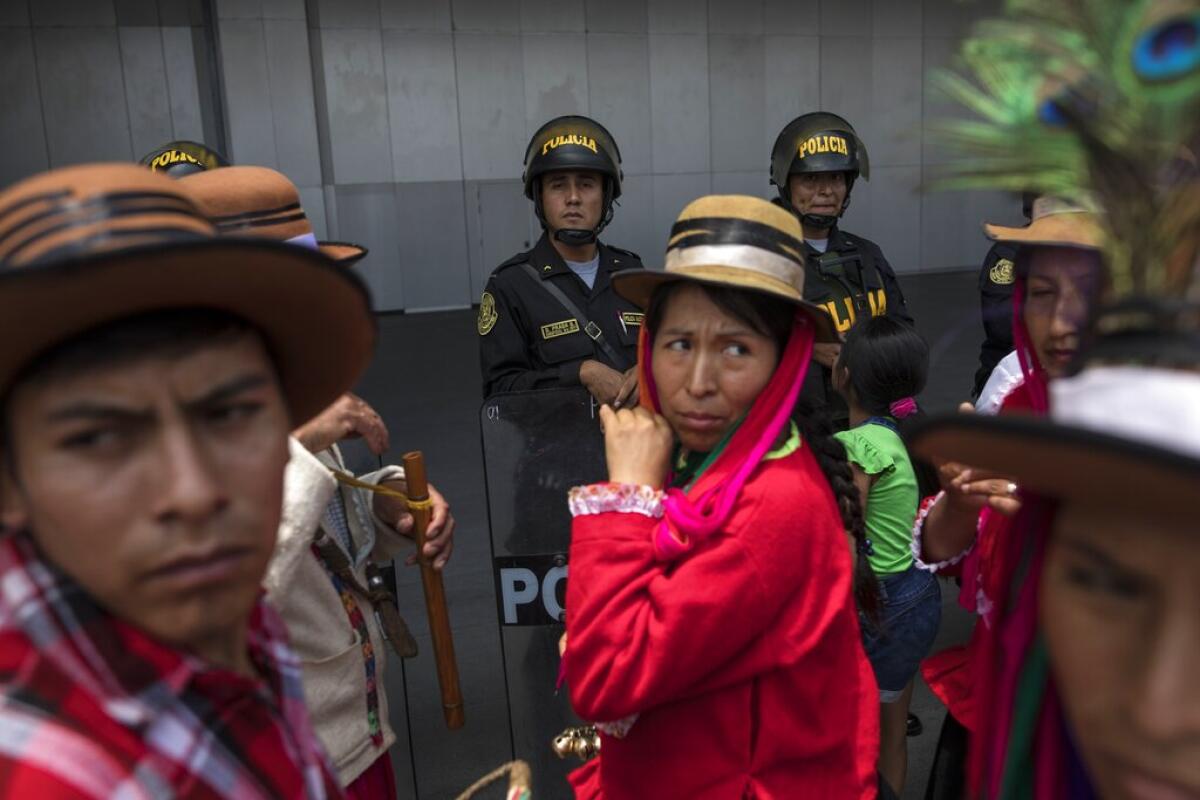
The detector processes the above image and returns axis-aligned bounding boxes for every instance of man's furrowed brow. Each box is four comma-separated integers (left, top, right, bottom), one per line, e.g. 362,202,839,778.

46,402,153,424
188,373,272,409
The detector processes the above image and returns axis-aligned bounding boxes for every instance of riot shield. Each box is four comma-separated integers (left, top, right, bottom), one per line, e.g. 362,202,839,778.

480,387,606,797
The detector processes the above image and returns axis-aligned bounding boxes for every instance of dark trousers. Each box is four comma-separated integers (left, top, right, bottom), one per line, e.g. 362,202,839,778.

924,713,968,800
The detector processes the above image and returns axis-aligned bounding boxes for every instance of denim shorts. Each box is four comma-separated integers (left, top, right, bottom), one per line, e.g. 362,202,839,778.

860,564,942,702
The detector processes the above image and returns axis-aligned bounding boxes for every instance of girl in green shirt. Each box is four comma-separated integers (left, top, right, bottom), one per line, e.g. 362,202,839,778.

833,317,942,797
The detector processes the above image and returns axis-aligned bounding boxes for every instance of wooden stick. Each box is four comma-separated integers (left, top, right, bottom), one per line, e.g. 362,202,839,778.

403,451,465,730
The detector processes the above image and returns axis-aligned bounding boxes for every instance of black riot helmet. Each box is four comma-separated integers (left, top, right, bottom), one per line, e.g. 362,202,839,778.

769,112,870,230
140,140,230,177
523,115,623,246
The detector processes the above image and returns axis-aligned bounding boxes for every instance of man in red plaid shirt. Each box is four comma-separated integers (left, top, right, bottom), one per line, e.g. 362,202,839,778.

0,163,377,798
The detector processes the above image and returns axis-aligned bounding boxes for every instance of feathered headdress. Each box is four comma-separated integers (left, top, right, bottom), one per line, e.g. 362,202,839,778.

930,0,1200,302
928,4,1200,799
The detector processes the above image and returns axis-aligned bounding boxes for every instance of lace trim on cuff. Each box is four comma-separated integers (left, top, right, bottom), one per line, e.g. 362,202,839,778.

595,714,639,739
911,492,973,572
568,484,664,518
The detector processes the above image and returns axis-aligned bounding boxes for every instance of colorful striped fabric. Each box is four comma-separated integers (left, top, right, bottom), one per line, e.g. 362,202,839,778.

0,532,341,799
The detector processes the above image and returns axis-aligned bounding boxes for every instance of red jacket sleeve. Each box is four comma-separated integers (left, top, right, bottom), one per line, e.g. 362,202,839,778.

564,471,853,723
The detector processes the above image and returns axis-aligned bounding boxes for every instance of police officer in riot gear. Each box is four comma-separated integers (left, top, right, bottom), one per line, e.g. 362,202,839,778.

479,115,646,402
770,112,914,425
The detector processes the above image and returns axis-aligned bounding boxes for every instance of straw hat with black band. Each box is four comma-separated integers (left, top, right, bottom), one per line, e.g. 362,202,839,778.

180,165,368,265
610,194,839,342
0,163,375,426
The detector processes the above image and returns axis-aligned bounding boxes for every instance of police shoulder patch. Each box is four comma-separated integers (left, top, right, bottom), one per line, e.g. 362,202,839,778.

989,258,1016,285
478,291,498,335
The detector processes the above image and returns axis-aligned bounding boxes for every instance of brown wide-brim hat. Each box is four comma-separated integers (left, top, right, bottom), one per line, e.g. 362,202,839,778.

180,165,368,265
983,195,1104,250
0,163,375,425
908,364,1200,514
611,195,839,342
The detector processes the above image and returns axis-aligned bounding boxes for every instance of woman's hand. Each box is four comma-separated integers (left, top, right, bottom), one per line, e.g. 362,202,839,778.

945,466,1022,517
598,405,674,488
937,404,1020,517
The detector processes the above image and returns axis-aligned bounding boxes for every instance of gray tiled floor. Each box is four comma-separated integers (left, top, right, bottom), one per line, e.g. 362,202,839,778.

350,267,985,798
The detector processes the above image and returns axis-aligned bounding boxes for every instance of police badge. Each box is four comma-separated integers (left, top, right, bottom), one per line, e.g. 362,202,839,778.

989,258,1016,285
478,291,498,335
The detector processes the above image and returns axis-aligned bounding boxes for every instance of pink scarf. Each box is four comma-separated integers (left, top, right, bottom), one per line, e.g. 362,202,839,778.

638,309,815,561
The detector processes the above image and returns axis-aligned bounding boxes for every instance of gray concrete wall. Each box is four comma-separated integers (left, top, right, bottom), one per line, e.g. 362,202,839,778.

216,0,1024,314
0,0,219,186
0,0,1025,313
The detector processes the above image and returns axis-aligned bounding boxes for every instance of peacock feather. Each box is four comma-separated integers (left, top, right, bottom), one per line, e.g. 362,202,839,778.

930,0,1200,301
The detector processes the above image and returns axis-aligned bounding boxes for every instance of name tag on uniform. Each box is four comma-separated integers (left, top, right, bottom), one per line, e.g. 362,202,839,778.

541,319,580,339
621,312,644,326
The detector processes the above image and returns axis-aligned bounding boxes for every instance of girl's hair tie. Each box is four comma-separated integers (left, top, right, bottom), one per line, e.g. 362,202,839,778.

889,397,918,419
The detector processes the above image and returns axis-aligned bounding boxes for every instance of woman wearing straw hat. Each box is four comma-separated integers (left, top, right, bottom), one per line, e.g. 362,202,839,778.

560,195,880,798
0,163,374,797
908,288,1200,797
916,197,1105,799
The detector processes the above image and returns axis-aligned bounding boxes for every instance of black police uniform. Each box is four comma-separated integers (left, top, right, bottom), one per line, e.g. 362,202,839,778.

769,112,916,426
479,233,645,398
799,225,914,422
972,242,1018,397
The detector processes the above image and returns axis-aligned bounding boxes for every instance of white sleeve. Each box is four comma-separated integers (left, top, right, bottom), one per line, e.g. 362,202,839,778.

975,351,1024,416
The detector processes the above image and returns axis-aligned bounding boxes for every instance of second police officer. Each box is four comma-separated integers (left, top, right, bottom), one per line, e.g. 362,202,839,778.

770,112,915,427
479,115,646,405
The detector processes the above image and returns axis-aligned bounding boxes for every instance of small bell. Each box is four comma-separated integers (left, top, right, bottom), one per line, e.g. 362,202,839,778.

552,730,578,760
572,737,594,760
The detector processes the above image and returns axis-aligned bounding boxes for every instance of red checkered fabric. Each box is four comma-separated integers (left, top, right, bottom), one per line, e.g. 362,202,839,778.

0,532,342,799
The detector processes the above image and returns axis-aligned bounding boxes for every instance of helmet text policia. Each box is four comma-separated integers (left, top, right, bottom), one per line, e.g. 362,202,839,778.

770,112,870,230
140,140,230,178
523,115,623,246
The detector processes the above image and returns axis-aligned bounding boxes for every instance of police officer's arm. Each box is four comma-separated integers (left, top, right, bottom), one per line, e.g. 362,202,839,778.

974,245,1016,397
875,248,915,325
479,277,582,397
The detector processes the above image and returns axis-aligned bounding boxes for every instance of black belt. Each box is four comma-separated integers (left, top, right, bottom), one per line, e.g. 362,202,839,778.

521,262,630,370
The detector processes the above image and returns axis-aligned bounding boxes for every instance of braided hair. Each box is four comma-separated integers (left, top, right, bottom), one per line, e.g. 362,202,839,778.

794,397,881,623
645,282,881,619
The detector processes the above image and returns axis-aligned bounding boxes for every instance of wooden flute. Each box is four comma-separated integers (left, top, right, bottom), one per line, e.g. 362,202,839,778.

402,451,465,730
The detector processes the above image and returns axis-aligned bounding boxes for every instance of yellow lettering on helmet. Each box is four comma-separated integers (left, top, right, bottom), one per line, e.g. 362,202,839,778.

798,135,851,161
149,149,201,171
542,133,599,157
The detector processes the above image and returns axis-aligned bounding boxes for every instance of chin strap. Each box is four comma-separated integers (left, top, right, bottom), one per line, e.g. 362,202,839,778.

800,213,838,230
533,179,616,246
554,227,598,245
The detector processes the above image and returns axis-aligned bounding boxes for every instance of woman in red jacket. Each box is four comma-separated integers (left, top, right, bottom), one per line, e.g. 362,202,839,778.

561,195,881,799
